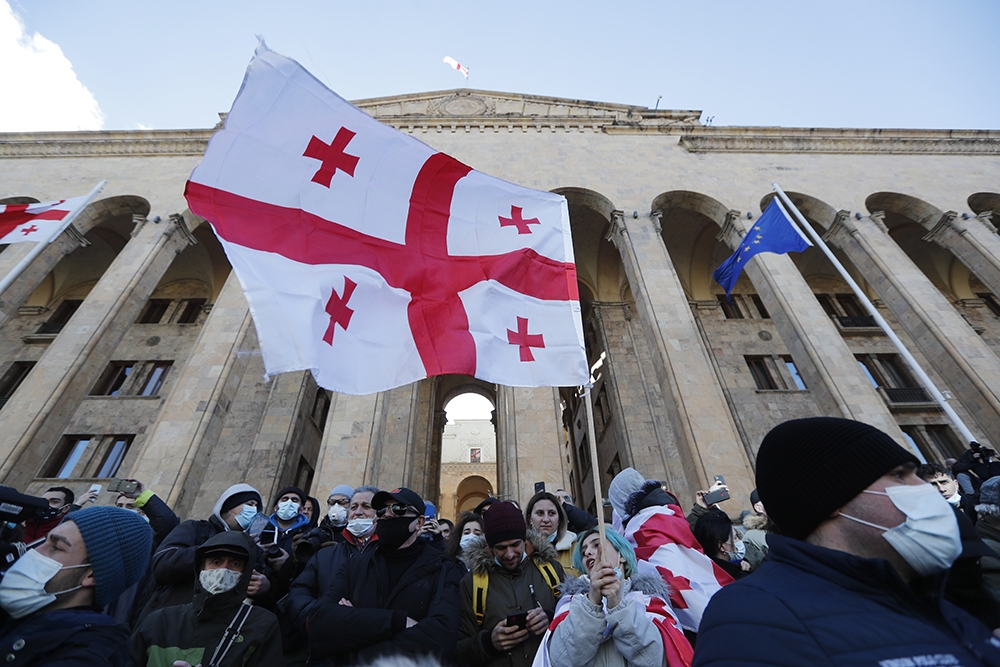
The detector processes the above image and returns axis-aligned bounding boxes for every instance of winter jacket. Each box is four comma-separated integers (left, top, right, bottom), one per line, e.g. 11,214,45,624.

0,606,128,666
457,531,566,667
552,530,579,577
137,483,265,624
260,512,311,557
283,530,378,632
544,573,685,667
739,513,769,571
306,539,464,666
563,502,598,535
128,531,282,667
692,534,1000,667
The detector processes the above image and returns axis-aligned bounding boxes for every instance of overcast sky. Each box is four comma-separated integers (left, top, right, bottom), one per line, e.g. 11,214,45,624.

2,0,997,133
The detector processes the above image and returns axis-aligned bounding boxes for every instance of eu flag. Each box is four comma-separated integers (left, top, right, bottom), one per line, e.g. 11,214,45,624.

712,198,812,298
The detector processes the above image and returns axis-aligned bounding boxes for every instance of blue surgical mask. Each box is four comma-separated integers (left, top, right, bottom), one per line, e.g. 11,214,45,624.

235,504,258,529
275,500,300,521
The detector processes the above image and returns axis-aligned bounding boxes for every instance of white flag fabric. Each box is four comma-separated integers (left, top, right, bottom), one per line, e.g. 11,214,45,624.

443,56,469,78
185,44,588,395
0,196,87,244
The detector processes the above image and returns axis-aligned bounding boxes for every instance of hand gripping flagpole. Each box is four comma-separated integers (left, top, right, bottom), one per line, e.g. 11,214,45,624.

772,182,977,446
0,180,106,296
579,381,611,565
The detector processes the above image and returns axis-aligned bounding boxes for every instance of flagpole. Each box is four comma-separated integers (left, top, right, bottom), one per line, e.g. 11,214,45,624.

581,384,610,559
771,182,978,445
0,180,106,297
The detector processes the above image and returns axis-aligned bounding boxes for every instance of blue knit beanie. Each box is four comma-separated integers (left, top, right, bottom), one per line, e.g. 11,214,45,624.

66,506,152,606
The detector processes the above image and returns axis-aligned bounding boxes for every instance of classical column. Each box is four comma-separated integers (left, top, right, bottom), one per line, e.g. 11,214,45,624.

824,210,1000,441
716,211,905,441
314,391,379,496
0,214,198,490
922,210,1000,298
608,209,752,505
494,385,566,506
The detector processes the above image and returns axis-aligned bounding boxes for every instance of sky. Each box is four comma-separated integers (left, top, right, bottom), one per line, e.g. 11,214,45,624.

1,0,997,133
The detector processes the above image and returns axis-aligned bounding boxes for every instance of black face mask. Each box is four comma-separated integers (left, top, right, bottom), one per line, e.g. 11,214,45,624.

375,517,416,550
36,506,64,522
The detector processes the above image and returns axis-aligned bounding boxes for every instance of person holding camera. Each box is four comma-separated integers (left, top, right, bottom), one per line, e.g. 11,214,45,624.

456,501,564,667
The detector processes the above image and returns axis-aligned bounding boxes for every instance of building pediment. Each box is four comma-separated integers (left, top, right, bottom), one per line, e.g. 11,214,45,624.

352,89,703,127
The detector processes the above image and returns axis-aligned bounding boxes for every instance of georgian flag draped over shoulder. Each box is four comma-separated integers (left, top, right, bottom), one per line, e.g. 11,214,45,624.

0,197,87,244
184,44,588,395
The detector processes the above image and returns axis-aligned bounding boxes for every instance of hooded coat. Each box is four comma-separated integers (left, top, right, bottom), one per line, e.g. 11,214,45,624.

128,531,282,667
456,530,566,667
137,484,265,624
0,607,129,667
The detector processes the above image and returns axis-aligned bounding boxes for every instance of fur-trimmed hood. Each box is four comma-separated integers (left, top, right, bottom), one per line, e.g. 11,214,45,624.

463,529,559,575
742,513,770,531
558,571,671,602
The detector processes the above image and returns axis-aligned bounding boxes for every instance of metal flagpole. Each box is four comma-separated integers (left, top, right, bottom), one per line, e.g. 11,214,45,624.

772,182,978,444
0,180,106,296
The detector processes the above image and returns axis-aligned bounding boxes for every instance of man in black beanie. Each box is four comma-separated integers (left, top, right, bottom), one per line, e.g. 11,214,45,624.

693,417,1000,667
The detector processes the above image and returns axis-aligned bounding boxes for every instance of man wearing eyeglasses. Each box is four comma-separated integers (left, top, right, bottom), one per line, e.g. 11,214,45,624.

306,487,463,666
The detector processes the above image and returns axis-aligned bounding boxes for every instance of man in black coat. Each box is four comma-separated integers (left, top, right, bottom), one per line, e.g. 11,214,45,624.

306,487,463,666
693,417,1000,667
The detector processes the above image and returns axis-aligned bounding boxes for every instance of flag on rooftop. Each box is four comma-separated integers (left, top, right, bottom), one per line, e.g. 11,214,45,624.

712,197,812,299
443,56,468,78
184,43,588,395
0,196,88,244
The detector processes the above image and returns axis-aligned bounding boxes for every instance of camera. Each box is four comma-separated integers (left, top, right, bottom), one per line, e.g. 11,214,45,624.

293,532,324,561
266,544,283,560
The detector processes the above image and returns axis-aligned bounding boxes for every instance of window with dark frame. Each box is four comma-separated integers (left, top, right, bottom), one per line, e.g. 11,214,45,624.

95,436,132,478
783,357,808,390
91,362,135,396
46,436,91,478
37,299,82,334
815,294,839,318
0,362,35,407
175,298,206,324
139,362,171,396
717,295,744,319
978,293,1000,319
311,390,331,427
746,357,778,390
926,426,961,459
750,294,770,319
835,294,865,318
138,299,171,324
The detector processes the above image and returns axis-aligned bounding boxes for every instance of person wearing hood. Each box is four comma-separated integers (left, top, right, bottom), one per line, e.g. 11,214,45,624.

525,492,578,577
456,501,565,667
537,526,693,667
260,486,311,572
129,531,282,667
282,486,381,642
138,483,268,624
306,487,463,666
0,506,152,666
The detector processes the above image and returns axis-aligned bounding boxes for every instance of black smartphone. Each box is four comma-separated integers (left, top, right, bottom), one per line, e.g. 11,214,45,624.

534,481,545,495
704,487,730,505
108,479,139,494
506,611,528,630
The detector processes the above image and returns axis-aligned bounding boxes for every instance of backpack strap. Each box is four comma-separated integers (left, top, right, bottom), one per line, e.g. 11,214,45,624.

536,560,561,598
473,570,489,626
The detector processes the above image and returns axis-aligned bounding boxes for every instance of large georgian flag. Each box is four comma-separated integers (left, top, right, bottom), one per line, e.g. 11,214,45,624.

0,197,88,244
185,44,588,395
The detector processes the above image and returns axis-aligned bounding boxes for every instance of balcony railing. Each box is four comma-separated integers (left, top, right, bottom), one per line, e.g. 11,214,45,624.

885,387,931,403
836,315,878,328
35,322,65,335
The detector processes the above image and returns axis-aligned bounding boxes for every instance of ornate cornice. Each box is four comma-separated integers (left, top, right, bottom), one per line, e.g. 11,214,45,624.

0,130,211,159
922,211,960,243
678,128,1000,155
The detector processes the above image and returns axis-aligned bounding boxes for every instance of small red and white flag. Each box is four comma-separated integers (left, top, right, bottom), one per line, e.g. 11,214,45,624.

623,504,735,632
0,197,87,244
443,56,469,79
185,44,587,395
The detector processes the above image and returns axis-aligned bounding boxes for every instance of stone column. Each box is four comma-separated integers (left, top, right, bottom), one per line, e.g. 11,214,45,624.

609,210,753,505
127,267,252,513
0,215,198,490
824,211,1000,442
716,211,905,441
494,385,565,506
922,211,1000,298
314,391,379,494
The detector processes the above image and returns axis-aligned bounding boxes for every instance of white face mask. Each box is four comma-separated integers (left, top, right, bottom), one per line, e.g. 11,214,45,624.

728,538,746,563
199,568,242,595
0,549,90,619
460,534,484,551
347,518,375,537
235,504,259,530
276,500,301,521
328,504,347,524
839,483,962,577
946,492,962,507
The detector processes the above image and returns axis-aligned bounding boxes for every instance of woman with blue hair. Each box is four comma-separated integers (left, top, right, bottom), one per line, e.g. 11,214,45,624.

531,526,694,667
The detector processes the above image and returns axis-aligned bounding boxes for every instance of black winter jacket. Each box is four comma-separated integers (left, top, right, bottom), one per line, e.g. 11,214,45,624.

0,606,128,666
693,534,1000,667
306,540,463,666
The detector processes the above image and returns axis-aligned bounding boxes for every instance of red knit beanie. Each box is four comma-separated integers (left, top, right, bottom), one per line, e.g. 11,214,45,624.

483,501,526,547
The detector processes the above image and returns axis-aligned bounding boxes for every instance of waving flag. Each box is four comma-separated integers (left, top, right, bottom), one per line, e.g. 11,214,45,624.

0,197,88,244
623,504,734,632
184,44,587,395
443,56,468,78
712,197,812,298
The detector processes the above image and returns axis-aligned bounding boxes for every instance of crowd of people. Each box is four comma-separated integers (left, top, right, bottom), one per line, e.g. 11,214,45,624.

2,417,1000,665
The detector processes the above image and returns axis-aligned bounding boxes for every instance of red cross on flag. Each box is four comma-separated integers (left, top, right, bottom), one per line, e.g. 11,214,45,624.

0,197,87,244
184,44,588,395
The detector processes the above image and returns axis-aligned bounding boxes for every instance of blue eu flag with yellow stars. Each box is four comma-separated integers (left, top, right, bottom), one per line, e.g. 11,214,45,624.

712,197,812,298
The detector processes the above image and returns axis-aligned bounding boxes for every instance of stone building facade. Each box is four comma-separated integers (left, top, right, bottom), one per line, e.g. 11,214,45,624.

0,89,998,520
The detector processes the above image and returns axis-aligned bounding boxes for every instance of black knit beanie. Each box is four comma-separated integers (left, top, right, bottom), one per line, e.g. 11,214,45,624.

221,490,262,515
483,501,526,547
272,486,306,508
756,417,919,539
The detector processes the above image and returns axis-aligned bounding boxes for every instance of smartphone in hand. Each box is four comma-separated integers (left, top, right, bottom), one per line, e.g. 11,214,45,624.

506,611,528,630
